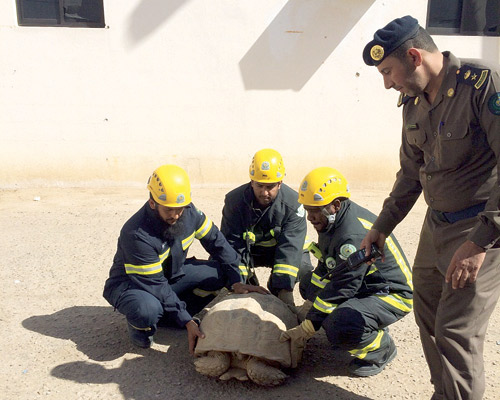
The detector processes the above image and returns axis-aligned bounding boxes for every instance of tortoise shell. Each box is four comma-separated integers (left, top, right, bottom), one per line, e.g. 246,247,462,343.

194,293,298,367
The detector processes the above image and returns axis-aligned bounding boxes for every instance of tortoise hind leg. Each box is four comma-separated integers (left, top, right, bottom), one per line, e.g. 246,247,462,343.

194,351,230,377
246,357,288,387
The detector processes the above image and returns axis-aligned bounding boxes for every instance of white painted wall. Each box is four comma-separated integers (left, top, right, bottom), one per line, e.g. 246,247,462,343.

1,0,499,188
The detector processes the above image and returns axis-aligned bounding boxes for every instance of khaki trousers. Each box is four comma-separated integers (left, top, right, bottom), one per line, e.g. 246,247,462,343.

413,208,500,400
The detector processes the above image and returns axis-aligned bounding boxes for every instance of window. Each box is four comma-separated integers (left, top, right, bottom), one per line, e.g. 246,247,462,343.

426,0,500,36
16,0,105,28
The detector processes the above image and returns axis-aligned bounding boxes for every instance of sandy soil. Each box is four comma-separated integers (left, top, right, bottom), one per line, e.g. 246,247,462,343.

1,185,499,400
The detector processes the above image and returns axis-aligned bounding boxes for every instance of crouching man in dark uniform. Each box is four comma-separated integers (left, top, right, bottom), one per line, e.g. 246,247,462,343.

280,167,413,376
103,164,268,353
220,148,313,306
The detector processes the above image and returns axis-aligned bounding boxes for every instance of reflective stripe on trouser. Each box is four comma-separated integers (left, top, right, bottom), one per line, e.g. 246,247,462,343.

115,288,161,336
322,295,408,364
413,209,500,400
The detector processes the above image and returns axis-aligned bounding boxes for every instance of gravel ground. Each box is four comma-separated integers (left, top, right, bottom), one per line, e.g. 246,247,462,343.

1,185,498,400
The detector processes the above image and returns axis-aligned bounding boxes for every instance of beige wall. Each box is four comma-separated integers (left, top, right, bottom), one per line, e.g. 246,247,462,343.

1,0,499,188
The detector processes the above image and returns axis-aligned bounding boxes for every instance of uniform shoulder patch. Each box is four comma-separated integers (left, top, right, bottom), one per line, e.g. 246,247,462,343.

456,65,490,90
397,93,413,107
339,244,357,260
195,207,204,216
488,92,500,116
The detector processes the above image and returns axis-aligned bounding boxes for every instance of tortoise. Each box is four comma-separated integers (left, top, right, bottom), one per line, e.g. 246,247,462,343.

193,291,299,386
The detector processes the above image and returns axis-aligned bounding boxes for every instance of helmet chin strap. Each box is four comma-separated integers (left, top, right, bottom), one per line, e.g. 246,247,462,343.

321,207,336,227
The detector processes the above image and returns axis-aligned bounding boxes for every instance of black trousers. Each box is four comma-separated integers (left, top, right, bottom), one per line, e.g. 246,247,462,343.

300,271,408,364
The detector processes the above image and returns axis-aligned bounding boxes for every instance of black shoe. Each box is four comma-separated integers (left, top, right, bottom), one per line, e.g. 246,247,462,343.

127,323,153,349
348,342,397,377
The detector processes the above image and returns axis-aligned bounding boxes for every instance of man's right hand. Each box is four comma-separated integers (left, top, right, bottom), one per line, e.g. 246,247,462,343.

186,319,205,355
279,320,316,368
361,228,387,262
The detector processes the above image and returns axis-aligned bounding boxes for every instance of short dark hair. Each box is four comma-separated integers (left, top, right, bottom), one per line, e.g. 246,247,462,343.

390,27,439,61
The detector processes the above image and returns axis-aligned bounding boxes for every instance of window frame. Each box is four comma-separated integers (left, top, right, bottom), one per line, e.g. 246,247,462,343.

16,0,105,28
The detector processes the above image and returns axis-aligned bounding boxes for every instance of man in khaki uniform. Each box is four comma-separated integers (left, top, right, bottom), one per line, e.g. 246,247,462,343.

361,16,500,400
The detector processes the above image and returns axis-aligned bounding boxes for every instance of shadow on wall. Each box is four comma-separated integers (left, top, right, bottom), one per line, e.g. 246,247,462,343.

126,0,190,47
239,0,375,91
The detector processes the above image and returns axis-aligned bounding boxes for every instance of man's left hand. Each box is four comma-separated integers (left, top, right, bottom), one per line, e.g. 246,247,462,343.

231,282,270,295
445,240,486,289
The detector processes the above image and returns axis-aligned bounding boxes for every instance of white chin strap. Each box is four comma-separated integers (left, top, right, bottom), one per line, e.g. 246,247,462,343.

321,207,336,226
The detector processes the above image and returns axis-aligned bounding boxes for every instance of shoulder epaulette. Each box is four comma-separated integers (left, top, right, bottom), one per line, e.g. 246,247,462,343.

397,93,413,107
456,65,490,90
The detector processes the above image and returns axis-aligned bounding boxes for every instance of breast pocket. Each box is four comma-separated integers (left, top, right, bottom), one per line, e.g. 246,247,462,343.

405,126,427,148
438,122,473,168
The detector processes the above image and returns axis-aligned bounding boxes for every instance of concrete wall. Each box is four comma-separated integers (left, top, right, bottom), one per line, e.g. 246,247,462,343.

1,0,499,188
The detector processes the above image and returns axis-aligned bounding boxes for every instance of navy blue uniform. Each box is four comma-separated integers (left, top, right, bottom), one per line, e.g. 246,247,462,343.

103,202,242,331
221,182,311,292
300,199,412,364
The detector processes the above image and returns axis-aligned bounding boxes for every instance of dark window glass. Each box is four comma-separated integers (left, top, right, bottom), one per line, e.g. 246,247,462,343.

22,0,59,20
427,0,500,36
17,0,105,27
428,0,463,32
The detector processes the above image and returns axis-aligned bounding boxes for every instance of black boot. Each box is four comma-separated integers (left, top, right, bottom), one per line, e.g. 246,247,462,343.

348,339,397,377
127,323,154,348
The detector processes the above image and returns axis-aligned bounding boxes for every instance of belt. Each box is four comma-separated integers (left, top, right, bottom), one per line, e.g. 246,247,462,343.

432,202,486,224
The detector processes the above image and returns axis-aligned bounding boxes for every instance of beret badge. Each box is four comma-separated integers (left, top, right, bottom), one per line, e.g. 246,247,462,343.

370,45,384,62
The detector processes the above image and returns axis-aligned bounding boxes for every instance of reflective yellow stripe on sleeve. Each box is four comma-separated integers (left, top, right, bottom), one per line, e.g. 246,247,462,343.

349,329,384,359
125,262,163,275
311,272,329,289
375,293,413,313
182,232,195,250
273,264,299,278
313,297,337,314
239,264,249,277
358,218,413,290
195,216,213,240
125,248,170,276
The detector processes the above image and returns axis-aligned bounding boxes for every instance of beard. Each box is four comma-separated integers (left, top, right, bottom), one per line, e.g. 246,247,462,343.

152,207,186,241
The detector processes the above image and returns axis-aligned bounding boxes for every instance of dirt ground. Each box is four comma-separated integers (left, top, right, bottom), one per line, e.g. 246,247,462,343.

1,185,499,400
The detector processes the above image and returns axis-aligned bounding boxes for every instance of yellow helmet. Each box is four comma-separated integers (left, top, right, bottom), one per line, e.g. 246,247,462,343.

298,167,350,206
147,165,191,207
249,148,285,183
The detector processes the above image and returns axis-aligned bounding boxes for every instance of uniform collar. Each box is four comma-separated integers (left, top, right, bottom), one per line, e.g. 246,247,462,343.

144,201,167,236
416,51,460,111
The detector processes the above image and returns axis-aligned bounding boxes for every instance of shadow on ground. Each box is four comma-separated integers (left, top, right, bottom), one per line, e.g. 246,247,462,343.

23,306,372,400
